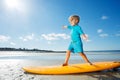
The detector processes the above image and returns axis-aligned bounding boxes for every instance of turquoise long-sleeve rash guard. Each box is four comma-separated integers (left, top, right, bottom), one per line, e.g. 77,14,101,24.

68,25,84,42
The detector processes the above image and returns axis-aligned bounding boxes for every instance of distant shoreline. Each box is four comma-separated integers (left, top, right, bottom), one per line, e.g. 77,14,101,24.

0,47,65,53
0,47,120,53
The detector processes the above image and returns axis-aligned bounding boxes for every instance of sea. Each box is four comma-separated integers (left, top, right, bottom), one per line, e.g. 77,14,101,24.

0,50,120,66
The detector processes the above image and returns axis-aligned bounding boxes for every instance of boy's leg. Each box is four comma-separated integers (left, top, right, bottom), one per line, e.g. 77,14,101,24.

79,53,92,65
62,50,71,66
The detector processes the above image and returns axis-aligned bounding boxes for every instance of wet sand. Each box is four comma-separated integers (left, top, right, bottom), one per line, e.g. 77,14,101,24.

0,60,120,80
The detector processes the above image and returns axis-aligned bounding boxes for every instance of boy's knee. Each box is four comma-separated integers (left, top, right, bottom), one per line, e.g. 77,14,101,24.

66,50,71,53
79,53,84,56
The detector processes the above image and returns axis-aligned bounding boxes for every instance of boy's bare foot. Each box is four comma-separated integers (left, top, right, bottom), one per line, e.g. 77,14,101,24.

62,63,68,66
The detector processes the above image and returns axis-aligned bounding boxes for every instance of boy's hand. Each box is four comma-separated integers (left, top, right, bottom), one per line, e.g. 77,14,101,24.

82,34,88,41
62,26,68,29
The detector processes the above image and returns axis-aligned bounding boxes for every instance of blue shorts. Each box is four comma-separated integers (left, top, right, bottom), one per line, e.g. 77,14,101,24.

68,41,83,53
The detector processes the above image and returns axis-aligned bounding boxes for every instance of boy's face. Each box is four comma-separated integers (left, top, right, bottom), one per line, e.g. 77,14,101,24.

69,18,79,26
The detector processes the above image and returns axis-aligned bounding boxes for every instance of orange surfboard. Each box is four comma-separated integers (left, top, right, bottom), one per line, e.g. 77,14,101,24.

23,61,120,75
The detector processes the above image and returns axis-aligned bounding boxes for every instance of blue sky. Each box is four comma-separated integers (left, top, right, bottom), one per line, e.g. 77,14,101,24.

0,0,120,51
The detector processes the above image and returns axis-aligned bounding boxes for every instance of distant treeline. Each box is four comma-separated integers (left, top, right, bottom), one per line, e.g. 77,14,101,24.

0,47,65,53
0,47,119,53
0,47,53,52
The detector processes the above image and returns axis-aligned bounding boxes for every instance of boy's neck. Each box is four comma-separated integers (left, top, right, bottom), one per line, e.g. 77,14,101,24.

71,24,78,26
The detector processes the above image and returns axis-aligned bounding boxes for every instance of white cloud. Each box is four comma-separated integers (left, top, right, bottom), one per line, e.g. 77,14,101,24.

99,34,108,37
41,33,70,41
97,29,109,38
10,42,16,45
116,34,120,37
101,16,108,20
0,35,10,42
19,33,34,41
97,29,103,33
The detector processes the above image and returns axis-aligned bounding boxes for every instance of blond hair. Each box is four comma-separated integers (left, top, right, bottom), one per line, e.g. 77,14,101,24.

69,15,80,23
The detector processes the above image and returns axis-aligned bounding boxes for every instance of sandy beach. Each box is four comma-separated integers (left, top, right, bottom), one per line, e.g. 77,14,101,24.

0,59,120,80
0,51,120,80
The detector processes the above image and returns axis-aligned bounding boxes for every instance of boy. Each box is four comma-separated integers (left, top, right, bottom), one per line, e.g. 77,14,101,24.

62,15,92,66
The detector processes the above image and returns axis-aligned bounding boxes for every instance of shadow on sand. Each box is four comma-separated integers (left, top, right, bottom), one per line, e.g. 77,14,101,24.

86,70,120,80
